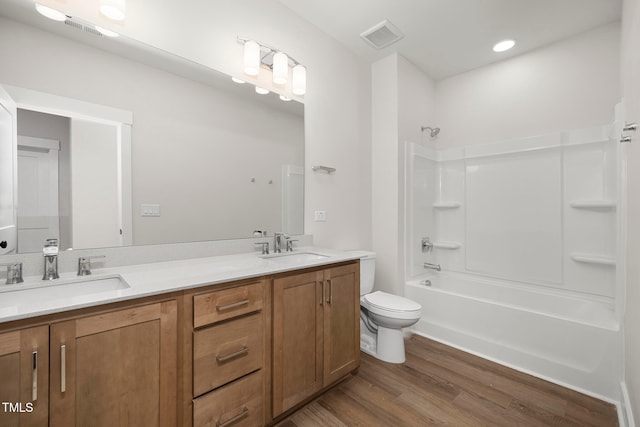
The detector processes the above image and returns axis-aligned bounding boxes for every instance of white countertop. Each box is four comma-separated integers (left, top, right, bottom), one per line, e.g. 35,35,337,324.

0,247,361,324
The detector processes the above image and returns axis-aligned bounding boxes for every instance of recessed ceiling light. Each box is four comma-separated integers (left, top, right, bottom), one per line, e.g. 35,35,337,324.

279,95,291,102
231,77,245,84
255,86,269,95
35,3,66,21
493,39,515,53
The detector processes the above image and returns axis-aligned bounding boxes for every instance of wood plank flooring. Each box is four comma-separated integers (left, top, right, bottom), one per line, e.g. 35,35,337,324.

276,335,618,426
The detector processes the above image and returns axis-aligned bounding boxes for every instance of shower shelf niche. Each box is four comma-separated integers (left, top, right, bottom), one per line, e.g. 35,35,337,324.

569,200,616,210
570,253,616,266
433,241,461,250
433,201,461,209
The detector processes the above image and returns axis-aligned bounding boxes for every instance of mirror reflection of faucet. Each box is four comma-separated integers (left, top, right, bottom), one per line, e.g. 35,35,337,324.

43,238,59,280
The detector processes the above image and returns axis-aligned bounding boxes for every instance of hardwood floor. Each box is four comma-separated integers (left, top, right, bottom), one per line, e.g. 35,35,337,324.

276,335,618,426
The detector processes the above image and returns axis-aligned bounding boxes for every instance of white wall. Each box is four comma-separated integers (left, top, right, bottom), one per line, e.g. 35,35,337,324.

372,54,436,294
622,0,640,423
435,23,621,147
36,0,373,251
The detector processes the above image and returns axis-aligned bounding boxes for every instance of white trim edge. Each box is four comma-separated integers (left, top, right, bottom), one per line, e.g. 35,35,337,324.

620,381,636,427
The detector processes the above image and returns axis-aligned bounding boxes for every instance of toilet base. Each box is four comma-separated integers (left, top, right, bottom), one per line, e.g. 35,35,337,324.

360,319,407,364
376,326,406,363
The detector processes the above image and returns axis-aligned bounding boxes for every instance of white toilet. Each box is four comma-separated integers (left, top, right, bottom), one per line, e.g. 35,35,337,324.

356,251,421,363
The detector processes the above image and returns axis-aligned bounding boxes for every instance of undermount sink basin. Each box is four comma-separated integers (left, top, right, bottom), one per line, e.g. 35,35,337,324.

0,275,130,305
262,252,329,263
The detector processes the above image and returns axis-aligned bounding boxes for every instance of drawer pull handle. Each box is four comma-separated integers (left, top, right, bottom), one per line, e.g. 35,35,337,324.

217,406,249,427
216,346,249,363
60,344,66,393
216,299,249,312
32,351,38,402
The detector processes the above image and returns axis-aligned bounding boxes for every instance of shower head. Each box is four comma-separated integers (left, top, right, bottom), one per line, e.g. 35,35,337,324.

421,126,440,138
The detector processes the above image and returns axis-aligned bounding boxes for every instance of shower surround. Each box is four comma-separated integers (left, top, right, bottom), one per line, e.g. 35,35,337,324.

404,108,625,403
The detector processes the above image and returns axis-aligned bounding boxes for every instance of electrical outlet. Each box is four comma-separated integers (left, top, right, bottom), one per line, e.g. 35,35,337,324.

141,204,160,217
314,210,327,221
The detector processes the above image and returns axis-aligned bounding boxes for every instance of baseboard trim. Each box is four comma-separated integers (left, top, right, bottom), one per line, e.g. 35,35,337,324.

620,381,636,427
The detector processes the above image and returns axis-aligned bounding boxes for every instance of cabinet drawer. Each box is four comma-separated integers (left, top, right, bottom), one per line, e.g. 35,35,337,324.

194,281,263,328
193,312,263,396
193,370,263,427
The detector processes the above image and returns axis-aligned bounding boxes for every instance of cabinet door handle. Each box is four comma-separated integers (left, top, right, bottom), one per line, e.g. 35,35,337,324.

216,299,249,312
31,351,38,402
320,281,324,306
327,279,333,305
60,344,66,393
217,406,249,427
215,346,249,363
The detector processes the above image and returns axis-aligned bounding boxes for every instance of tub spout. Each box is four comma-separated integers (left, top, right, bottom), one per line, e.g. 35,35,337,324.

423,262,441,271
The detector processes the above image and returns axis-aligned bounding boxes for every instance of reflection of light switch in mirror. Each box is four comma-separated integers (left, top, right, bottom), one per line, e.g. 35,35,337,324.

141,204,160,217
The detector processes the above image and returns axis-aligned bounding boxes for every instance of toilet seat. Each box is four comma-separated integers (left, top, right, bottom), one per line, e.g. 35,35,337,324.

362,291,421,319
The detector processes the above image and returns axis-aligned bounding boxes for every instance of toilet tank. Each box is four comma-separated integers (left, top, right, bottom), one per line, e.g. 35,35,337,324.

349,251,376,295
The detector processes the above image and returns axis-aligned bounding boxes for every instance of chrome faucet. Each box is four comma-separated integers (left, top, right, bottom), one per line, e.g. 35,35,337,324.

78,255,106,276
423,262,441,272
273,232,287,253
42,238,60,280
1,262,23,285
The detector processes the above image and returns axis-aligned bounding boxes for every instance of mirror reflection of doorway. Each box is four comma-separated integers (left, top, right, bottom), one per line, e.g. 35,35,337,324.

17,135,60,253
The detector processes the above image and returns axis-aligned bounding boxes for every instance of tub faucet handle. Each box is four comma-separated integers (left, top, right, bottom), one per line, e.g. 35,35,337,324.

421,237,434,252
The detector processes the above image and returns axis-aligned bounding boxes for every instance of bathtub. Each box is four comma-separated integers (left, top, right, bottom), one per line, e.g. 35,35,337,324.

405,272,622,401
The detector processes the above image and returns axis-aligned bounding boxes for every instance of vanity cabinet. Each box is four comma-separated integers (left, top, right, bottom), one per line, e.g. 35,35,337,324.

191,280,266,427
0,326,49,427
271,262,359,417
49,300,178,427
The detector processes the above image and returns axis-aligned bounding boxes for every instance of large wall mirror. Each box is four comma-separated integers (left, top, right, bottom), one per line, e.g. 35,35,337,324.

0,1,305,254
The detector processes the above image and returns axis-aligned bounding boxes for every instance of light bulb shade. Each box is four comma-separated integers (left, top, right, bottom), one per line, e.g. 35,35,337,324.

244,40,261,76
35,3,66,21
272,52,288,85
100,0,126,21
292,65,307,96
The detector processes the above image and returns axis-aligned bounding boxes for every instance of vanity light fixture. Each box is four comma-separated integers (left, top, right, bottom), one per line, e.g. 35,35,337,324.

35,3,67,21
99,0,126,21
493,39,515,53
243,40,261,76
272,52,289,85
292,64,307,96
238,37,306,96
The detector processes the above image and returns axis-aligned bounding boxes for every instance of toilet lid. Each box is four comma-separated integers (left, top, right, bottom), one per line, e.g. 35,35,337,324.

363,291,421,313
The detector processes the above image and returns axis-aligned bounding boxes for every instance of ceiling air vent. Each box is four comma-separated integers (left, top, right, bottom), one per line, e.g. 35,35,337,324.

64,18,103,37
360,19,404,49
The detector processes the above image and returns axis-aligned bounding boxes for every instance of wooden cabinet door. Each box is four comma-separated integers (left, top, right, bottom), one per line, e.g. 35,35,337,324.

0,326,49,427
49,300,177,427
323,263,360,386
272,270,324,417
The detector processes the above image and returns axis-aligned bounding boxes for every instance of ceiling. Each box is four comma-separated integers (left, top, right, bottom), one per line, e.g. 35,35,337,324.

277,0,622,80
